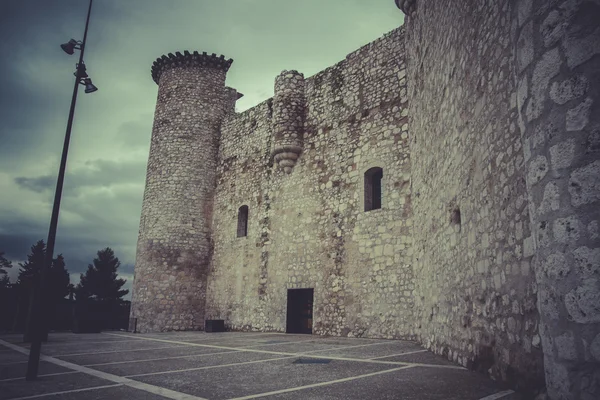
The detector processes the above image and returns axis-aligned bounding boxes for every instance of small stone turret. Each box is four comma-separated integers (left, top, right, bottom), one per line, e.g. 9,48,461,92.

131,51,233,332
394,0,416,16
272,70,306,174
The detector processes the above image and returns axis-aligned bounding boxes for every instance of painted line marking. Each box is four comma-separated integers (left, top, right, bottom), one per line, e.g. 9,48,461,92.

1,344,190,363
233,338,312,348
20,339,140,347
0,339,208,400
54,344,189,357
301,340,396,353
104,333,466,370
370,349,429,359
129,332,277,340
478,390,516,400
125,356,297,378
0,371,78,382
6,384,123,400
84,349,245,367
227,365,416,400
83,340,388,367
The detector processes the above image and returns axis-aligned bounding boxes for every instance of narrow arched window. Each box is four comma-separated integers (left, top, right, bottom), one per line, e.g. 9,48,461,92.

237,205,249,237
364,167,383,212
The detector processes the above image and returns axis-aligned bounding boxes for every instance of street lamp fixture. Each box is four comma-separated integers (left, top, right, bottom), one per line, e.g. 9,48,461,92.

60,39,81,55
83,78,98,93
25,0,96,381
74,63,99,93
74,63,88,78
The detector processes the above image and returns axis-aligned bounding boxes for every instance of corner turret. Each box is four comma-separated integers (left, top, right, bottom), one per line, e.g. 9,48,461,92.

130,51,233,332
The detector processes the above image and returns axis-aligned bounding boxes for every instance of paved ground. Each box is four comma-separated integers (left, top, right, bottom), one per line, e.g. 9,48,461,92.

0,331,519,400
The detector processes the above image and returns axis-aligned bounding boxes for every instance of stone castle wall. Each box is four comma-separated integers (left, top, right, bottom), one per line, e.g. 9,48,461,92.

205,27,415,338
513,0,600,397
132,1,600,396
403,0,544,392
131,53,233,332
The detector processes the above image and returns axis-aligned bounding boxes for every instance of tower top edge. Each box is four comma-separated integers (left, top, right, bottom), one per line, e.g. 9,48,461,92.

150,51,234,84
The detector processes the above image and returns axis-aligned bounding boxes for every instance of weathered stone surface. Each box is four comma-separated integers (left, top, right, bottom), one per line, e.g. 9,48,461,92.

569,160,600,207
527,48,560,122
549,139,575,170
514,0,600,397
131,53,233,333
566,97,593,132
591,333,600,361
549,75,588,105
206,27,413,339
403,0,543,394
130,1,600,398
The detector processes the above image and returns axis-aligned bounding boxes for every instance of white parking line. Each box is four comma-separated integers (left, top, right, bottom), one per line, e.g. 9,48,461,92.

54,344,188,357
84,349,244,367
243,338,320,348
82,339,387,367
0,371,78,382
301,340,396,353
125,356,297,378
20,339,140,347
477,390,516,400
103,333,466,370
370,349,428,359
7,384,123,400
0,339,208,400
227,365,416,399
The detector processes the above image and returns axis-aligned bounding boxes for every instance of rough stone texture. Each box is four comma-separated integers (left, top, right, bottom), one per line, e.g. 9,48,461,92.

131,52,234,332
514,0,600,398
131,1,600,398
272,70,306,174
403,0,544,394
205,27,413,339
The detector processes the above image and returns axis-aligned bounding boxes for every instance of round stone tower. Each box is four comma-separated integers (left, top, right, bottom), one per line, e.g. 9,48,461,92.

131,51,233,332
272,70,306,174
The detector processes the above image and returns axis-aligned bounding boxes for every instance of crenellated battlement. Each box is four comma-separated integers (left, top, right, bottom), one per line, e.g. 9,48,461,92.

151,51,234,84
133,48,234,333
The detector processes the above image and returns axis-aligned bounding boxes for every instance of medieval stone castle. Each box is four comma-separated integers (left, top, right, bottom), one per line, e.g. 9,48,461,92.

130,1,600,398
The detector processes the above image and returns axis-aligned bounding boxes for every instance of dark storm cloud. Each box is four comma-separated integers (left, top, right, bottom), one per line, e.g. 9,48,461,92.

0,0,128,169
0,0,403,296
13,176,55,193
14,159,147,195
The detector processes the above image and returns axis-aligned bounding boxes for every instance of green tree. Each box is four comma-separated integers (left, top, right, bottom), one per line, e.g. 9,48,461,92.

0,251,12,287
17,240,46,288
15,240,71,334
75,247,128,303
48,254,71,301
17,240,71,302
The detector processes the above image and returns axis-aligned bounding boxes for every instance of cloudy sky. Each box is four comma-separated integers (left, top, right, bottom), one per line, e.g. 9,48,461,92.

0,0,403,298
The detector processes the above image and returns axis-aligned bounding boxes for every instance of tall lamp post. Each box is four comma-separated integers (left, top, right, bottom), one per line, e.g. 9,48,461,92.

25,0,97,380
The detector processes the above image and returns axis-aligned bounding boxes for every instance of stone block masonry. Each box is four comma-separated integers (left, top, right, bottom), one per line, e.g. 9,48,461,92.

402,0,599,398
131,52,235,333
514,0,600,398
131,1,599,398
206,27,413,339
404,0,544,394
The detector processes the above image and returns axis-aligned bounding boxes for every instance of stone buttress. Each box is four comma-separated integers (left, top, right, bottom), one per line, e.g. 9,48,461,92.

271,70,306,173
130,51,233,332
